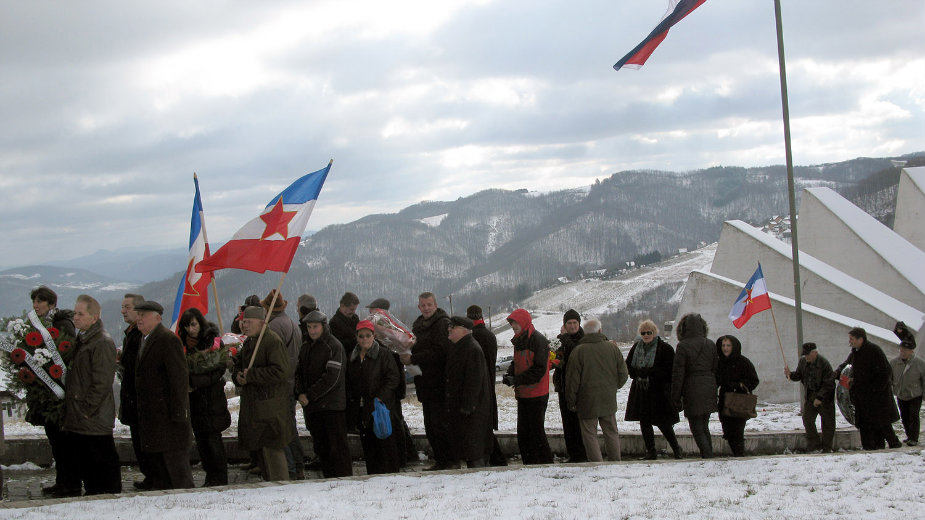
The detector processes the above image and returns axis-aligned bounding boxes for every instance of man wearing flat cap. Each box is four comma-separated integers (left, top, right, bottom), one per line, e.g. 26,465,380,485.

133,300,194,489
445,316,494,468
785,342,836,452
890,322,924,446
233,306,292,481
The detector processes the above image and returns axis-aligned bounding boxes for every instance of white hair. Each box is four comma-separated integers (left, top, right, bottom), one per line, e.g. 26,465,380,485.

583,318,602,334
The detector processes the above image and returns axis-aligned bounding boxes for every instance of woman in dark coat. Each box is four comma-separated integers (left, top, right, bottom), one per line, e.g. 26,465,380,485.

179,308,231,486
715,335,759,457
671,313,718,458
625,319,681,459
347,320,401,475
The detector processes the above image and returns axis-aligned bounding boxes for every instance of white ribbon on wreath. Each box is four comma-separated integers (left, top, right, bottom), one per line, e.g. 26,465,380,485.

0,335,66,399
27,309,68,384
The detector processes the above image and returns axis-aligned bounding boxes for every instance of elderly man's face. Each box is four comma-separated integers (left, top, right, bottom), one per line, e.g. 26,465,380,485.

448,325,468,344
135,310,161,336
307,322,324,340
805,350,818,363
241,318,263,337
72,301,98,332
564,319,580,335
900,347,915,360
121,298,139,325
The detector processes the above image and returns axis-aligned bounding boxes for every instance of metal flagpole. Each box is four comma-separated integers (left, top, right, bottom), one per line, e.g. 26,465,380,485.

774,0,804,351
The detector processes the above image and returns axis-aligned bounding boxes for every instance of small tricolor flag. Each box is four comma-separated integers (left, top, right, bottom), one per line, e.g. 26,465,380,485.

171,174,212,330
728,264,772,329
196,161,332,274
613,0,707,71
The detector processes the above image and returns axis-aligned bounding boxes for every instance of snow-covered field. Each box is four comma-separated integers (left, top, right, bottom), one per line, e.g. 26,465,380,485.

2,451,923,519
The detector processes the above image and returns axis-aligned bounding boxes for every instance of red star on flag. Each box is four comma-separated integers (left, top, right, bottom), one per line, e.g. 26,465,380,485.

260,197,297,240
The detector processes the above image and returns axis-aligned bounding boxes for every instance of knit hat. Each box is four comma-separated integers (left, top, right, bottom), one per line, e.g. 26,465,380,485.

261,289,288,313
563,309,581,324
802,342,817,356
243,306,266,320
356,320,375,333
303,310,327,324
466,305,483,320
366,298,391,310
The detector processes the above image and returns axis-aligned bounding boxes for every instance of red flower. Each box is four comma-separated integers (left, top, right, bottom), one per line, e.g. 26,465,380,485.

10,348,27,365
58,341,72,353
49,364,63,379
18,367,36,384
25,331,43,347
210,337,222,352
229,347,238,357
48,327,60,339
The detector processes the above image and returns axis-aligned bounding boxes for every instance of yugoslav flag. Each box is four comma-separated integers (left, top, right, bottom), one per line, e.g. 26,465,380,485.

728,263,772,329
171,174,213,330
613,0,707,71
196,160,332,274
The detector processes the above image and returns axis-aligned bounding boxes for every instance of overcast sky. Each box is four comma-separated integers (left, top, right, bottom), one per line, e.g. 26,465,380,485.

2,0,922,269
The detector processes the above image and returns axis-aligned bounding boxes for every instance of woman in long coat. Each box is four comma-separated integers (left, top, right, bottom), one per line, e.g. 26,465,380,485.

347,320,401,474
671,313,718,458
715,334,759,457
178,308,231,486
625,319,681,459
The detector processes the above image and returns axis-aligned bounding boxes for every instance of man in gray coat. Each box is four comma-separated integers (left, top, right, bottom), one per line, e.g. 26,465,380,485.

63,294,122,495
565,319,629,462
890,323,924,446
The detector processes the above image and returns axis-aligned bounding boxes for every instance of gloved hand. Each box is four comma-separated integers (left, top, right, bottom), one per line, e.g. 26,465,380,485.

502,374,515,387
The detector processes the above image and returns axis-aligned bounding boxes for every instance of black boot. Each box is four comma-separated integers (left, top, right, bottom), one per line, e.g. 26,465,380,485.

643,449,658,460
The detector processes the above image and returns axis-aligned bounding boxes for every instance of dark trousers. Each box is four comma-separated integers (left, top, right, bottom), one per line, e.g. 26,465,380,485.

359,425,400,475
640,419,680,453
147,449,194,490
129,424,155,484
859,423,901,450
285,406,305,476
558,392,586,462
193,428,228,486
897,396,922,443
304,409,353,478
516,395,553,465
488,433,508,466
71,432,122,495
719,415,747,456
687,414,713,458
802,398,835,452
422,399,453,466
45,422,80,491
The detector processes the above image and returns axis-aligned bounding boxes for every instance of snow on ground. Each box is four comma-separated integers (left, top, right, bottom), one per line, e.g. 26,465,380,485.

2,451,924,519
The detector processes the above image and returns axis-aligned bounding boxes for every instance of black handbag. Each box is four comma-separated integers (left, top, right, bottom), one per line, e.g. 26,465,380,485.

723,389,757,419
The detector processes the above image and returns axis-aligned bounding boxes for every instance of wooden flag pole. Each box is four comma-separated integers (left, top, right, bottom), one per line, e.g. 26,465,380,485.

210,278,225,333
769,303,788,370
194,172,225,333
245,272,287,371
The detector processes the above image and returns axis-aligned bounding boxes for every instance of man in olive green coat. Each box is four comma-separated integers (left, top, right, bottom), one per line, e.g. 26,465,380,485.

565,319,629,462
234,306,293,481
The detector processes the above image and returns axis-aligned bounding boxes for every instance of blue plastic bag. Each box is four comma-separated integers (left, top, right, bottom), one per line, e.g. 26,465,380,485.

373,397,392,439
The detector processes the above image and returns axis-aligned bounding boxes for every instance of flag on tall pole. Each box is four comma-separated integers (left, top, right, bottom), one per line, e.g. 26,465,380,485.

728,264,772,329
196,160,332,275
171,174,213,330
613,0,707,71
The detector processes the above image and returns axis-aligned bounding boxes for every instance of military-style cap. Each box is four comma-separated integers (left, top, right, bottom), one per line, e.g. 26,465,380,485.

243,306,266,320
366,298,391,310
802,342,817,356
134,300,164,315
303,310,328,324
449,316,474,329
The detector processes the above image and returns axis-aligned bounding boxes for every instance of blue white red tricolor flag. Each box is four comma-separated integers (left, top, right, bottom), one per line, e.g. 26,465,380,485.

613,0,707,71
196,160,332,274
728,263,772,329
172,174,213,330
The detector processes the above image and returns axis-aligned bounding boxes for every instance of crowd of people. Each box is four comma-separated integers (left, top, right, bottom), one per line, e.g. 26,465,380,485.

6,286,923,498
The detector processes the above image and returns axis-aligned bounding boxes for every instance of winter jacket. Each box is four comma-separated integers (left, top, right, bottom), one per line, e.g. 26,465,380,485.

553,328,584,392
410,308,451,403
118,324,144,425
329,310,359,355
186,323,231,434
671,316,718,417
624,337,679,425
445,333,493,461
715,335,759,416
347,341,399,429
135,323,193,453
471,322,499,429
890,354,925,401
564,332,628,419
788,354,836,403
62,320,117,436
233,328,293,451
842,340,900,428
294,327,347,413
505,309,551,399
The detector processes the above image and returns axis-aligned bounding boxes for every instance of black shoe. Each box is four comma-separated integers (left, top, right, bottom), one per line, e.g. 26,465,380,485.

45,486,82,498
888,441,903,449
641,450,657,461
907,440,919,447
133,479,154,491
41,484,61,496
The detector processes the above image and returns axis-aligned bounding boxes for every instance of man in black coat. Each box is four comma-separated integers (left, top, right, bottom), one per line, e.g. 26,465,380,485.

295,311,352,478
118,293,155,490
134,300,194,490
445,316,494,468
402,292,456,470
466,305,507,466
842,327,902,450
554,309,587,463
328,292,360,355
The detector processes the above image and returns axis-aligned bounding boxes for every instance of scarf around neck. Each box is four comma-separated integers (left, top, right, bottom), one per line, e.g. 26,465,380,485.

631,336,659,369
